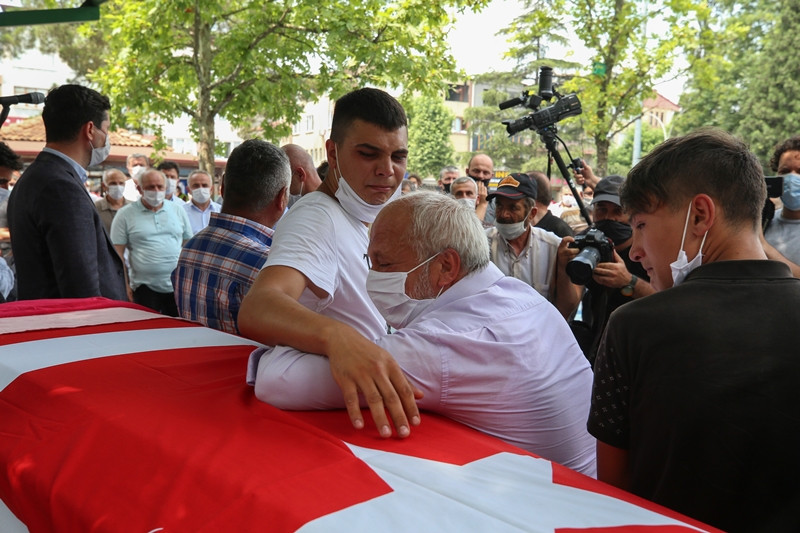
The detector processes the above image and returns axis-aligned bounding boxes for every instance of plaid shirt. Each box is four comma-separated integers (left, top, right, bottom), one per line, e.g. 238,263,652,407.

173,212,273,335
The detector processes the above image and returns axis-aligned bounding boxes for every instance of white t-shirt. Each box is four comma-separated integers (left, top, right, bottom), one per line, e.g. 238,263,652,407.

263,191,386,340
765,208,800,265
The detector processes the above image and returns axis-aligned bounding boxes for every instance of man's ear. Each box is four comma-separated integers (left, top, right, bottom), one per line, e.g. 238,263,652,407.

325,139,338,175
691,193,716,236
275,185,289,212
434,248,462,289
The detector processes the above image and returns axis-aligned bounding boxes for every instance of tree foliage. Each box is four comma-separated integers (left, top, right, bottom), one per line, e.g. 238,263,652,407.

504,0,708,176
606,123,665,176
405,94,455,178
7,0,487,171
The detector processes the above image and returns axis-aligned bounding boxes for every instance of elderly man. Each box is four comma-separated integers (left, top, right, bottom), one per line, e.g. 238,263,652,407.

173,140,290,334
94,168,130,234
486,173,575,316
8,84,127,301
239,87,419,439
183,170,221,234
282,144,322,207
111,168,192,314
249,192,596,475
589,129,800,531
450,176,477,209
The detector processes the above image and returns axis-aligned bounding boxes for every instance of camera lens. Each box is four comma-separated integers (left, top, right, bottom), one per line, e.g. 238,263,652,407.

566,247,602,285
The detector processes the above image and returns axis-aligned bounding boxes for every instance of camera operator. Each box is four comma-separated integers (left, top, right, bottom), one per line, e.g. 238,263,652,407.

486,173,578,317
558,175,654,364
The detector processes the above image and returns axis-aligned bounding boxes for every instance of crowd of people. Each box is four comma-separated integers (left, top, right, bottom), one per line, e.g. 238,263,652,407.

3,83,800,531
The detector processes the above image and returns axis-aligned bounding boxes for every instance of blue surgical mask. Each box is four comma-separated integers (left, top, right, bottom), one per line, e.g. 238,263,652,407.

781,173,800,211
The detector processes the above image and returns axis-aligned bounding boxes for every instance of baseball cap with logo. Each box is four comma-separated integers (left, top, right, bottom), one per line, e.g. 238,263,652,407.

486,173,538,201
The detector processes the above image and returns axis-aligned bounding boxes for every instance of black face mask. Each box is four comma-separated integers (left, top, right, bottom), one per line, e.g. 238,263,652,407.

593,219,632,246
443,182,451,194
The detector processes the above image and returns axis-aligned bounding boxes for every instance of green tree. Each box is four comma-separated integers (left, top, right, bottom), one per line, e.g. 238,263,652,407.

735,0,800,163
405,95,454,178
11,0,487,171
606,123,665,176
505,0,709,176
672,0,777,143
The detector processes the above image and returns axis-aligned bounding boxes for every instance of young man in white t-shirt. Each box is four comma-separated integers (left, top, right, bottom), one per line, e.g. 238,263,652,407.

240,88,420,439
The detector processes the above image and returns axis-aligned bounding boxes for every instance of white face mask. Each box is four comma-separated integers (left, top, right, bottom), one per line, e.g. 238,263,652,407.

192,187,211,204
165,178,177,195
89,129,111,167
142,189,165,207
333,144,400,223
130,164,147,181
456,198,476,210
106,184,125,201
366,253,441,329
670,202,708,287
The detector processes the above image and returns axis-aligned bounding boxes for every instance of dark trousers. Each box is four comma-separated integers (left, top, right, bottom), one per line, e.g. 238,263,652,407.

134,284,178,317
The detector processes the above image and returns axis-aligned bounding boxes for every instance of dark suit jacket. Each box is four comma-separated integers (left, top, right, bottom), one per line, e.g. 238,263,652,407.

8,150,127,301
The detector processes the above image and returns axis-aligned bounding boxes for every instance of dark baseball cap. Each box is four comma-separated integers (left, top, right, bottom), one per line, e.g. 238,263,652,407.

592,175,625,206
486,173,538,201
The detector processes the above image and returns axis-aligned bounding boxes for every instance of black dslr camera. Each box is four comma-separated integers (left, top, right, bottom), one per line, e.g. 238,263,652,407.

566,228,614,285
499,66,582,135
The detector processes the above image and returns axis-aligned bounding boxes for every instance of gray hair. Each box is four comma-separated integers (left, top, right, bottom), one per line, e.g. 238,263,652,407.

187,169,213,186
450,176,477,194
396,191,489,273
102,168,126,184
138,169,166,187
223,139,291,212
439,165,459,179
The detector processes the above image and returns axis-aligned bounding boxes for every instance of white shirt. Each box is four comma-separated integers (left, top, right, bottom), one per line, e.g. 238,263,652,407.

765,208,800,265
123,178,141,202
487,226,561,301
183,199,222,234
261,191,386,340
248,262,597,477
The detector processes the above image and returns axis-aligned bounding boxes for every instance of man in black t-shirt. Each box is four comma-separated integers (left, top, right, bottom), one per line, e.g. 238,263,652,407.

588,129,800,532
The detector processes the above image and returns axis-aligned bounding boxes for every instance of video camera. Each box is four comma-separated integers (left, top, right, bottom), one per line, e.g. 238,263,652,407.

565,228,614,285
499,66,582,135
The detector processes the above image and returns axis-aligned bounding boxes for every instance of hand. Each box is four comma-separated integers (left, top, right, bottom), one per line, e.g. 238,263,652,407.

126,286,134,303
327,328,422,438
476,181,488,206
557,236,578,270
591,249,630,289
573,161,599,189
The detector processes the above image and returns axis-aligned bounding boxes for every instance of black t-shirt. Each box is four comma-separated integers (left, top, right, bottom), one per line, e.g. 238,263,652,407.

535,210,574,238
589,260,800,532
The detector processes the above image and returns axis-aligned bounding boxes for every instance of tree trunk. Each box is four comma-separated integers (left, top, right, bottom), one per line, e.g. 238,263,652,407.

194,2,216,174
595,136,610,177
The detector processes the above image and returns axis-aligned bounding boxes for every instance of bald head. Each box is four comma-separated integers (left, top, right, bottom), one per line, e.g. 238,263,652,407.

282,144,322,195
466,154,494,183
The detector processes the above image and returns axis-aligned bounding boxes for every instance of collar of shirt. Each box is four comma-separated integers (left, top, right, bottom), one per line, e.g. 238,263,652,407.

417,262,506,319
207,212,274,247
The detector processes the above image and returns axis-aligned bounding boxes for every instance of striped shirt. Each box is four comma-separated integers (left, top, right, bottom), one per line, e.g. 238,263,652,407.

172,212,273,334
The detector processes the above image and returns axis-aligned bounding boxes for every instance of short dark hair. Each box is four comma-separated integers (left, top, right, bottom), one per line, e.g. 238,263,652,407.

621,128,765,228
42,84,110,143
526,170,552,205
769,136,800,172
330,88,407,144
156,161,179,173
0,142,22,172
223,139,290,212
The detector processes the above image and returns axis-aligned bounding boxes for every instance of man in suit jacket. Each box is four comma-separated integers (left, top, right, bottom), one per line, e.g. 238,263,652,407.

8,84,127,301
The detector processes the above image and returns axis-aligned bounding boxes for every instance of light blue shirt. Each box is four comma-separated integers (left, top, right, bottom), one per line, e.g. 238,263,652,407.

110,200,193,293
184,200,222,235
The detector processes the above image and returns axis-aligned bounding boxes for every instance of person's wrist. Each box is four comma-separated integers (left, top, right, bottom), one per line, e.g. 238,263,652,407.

620,274,638,296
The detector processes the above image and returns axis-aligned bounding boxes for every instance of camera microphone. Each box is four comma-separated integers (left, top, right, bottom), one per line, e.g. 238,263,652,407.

538,66,553,101
499,94,527,110
0,92,45,106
